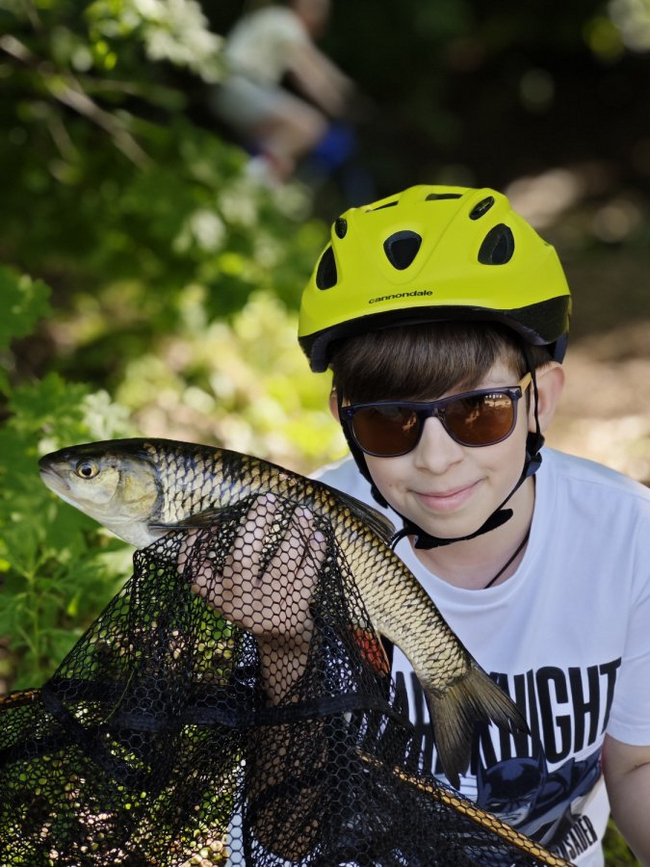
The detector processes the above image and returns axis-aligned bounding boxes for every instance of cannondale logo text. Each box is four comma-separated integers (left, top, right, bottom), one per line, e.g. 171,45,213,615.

369,290,433,304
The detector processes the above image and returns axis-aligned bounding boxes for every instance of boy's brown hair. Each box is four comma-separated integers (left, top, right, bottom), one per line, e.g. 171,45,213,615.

330,321,553,404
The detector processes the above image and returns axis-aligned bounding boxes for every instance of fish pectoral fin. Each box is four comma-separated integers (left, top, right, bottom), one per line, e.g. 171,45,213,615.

424,661,528,790
149,506,229,531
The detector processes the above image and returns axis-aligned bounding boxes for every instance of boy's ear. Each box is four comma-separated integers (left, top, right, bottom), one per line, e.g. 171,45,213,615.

329,389,340,422
529,362,565,434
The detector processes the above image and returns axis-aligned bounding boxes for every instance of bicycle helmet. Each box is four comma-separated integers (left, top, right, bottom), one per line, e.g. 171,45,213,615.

298,185,572,550
298,185,571,372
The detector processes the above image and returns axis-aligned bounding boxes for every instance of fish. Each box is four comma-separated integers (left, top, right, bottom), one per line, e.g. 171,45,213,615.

39,437,527,787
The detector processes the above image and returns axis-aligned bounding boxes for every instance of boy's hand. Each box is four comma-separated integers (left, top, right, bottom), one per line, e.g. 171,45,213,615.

179,494,327,703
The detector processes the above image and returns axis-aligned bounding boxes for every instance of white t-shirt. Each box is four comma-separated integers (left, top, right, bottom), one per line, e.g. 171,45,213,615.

222,6,309,85
313,448,650,866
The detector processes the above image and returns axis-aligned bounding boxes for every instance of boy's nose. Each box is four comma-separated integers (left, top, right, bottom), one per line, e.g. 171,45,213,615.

412,416,465,473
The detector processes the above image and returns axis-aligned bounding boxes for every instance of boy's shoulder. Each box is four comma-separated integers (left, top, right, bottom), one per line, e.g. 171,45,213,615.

545,446,650,501
540,448,650,539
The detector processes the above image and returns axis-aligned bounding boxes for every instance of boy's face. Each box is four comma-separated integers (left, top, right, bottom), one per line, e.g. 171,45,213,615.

362,361,536,541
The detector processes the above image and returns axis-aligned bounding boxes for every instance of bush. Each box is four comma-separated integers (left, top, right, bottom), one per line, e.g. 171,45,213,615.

0,266,135,690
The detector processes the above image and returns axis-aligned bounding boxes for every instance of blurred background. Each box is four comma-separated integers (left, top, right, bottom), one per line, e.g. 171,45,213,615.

0,2,649,858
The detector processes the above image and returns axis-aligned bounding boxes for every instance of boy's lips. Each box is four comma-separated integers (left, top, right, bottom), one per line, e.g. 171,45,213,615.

414,480,481,512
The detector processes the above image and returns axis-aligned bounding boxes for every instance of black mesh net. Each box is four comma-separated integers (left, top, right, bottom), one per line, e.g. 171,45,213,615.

0,493,571,866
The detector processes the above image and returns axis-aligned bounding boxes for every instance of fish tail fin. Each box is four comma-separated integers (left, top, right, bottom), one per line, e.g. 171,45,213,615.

424,662,528,789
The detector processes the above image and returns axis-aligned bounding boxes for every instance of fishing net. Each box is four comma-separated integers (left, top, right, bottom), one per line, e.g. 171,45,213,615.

0,493,570,866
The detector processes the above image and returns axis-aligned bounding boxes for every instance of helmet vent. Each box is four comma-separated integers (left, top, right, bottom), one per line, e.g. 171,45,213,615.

478,224,515,265
469,196,495,220
383,231,422,270
369,201,398,211
315,246,338,289
334,218,348,238
425,192,462,201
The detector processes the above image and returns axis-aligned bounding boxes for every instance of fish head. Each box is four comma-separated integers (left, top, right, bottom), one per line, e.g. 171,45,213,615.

39,440,163,547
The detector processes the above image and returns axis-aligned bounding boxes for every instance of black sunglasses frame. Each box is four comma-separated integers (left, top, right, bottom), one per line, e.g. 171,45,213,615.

340,373,532,458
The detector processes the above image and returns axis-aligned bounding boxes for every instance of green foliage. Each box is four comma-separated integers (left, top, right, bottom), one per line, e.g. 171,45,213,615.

0,0,325,376
115,289,346,471
0,266,135,690
85,0,225,81
0,268,50,393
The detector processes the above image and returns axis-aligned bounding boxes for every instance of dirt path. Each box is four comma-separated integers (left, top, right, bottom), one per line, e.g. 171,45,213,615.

544,250,650,484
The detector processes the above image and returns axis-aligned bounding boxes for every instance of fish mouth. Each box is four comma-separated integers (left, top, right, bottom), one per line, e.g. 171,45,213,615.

39,463,70,495
39,462,59,481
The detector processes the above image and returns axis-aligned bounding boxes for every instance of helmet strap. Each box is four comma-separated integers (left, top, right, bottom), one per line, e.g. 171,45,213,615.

336,390,393,508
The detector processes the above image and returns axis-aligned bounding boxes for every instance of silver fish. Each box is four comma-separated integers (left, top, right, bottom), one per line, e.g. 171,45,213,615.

39,437,527,787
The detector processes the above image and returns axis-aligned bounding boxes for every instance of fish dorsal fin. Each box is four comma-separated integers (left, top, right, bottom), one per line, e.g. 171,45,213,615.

322,485,395,546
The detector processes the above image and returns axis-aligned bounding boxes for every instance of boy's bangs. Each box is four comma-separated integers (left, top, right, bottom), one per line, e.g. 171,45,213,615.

331,322,528,404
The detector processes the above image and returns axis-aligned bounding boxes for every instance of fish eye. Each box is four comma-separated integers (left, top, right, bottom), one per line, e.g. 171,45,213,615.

75,460,100,479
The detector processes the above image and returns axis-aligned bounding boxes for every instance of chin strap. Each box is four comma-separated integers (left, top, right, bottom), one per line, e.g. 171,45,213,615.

390,504,512,551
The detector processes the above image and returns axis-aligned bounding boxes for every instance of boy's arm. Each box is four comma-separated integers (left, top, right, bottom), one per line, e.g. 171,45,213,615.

180,494,329,860
287,41,355,116
603,734,650,865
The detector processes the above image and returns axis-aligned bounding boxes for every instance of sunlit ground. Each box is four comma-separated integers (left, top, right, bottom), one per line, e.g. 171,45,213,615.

506,168,650,485
549,328,650,484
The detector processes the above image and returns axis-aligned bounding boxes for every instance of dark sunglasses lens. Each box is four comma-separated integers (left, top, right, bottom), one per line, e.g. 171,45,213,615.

351,405,421,456
444,393,515,445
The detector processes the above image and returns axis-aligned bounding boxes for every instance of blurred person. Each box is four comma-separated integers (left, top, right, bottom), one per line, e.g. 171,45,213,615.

211,0,357,184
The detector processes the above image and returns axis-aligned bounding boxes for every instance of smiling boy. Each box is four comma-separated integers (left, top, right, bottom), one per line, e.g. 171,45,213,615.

298,185,650,865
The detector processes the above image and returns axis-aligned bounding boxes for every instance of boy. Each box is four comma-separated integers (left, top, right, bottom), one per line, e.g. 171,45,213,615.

296,185,650,865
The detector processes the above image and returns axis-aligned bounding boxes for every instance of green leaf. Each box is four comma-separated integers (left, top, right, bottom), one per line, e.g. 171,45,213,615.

7,372,88,439
0,266,51,354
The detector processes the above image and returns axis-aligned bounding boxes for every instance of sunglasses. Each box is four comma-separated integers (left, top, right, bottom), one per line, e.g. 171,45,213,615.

340,373,533,457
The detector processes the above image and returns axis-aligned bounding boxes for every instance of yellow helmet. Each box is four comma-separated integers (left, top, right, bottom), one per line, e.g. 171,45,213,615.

298,185,571,372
